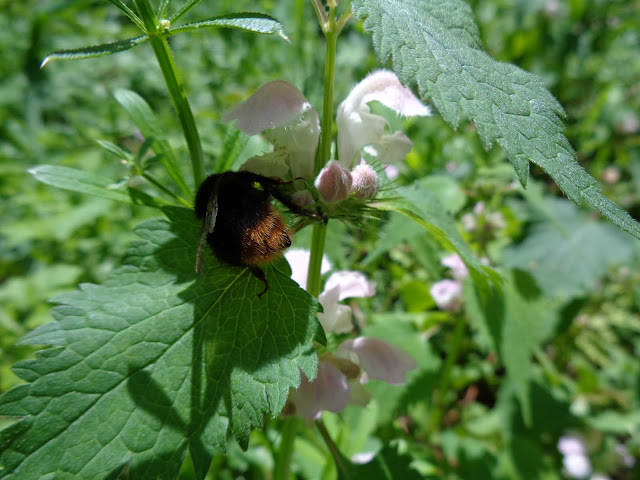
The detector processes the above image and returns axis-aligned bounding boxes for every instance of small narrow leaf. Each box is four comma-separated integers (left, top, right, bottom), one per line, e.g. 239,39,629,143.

169,13,287,40
106,0,146,30
0,208,323,479
113,89,191,198
29,164,161,207
97,140,134,161
378,178,500,294
41,36,148,67
352,0,640,240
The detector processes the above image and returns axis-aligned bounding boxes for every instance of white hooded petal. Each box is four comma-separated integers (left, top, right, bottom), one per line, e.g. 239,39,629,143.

225,80,311,135
337,70,430,167
226,80,320,180
338,337,416,385
341,70,431,118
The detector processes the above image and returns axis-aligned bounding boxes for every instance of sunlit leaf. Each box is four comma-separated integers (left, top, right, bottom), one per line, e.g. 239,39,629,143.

41,36,148,67
0,208,323,479
352,0,640,240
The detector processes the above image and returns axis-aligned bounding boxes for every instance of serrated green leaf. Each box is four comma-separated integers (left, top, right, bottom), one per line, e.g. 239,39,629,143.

41,36,148,67
464,270,554,425
377,178,501,294
169,13,287,40
0,208,323,479
113,89,191,199
502,197,635,300
352,0,640,240
29,164,161,207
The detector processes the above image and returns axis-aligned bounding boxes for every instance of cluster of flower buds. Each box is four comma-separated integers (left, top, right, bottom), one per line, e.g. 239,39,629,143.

225,70,430,206
225,72,427,419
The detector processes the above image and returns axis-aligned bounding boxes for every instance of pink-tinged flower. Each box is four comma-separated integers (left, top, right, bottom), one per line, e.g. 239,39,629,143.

351,163,379,199
384,164,400,180
430,280,463,312
562,454,591,478
337,70,430,168
290,361,350,420
314,160,353,204
225,80,320,180
441,253,468,282
317,271,376,334
284,248,332,290
558,436,587,456
338,337,416,385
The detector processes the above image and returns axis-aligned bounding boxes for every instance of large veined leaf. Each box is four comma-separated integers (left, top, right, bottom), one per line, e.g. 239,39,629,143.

352,0,640,240
0,208,323,480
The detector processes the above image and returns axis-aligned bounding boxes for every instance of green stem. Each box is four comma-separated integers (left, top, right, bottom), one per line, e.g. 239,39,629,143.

428,316,466,433
306,222,328,297
274,417,299,480
134,0,206,190
315,19,337,175
316,419,349,477
148,37,205,188
306,2,338,296
142,172,192,208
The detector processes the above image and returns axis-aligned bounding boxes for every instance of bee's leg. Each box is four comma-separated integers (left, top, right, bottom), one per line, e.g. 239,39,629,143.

249,267,269,298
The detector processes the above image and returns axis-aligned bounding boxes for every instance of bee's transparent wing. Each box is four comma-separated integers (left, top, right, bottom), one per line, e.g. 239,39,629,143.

195,190,218,275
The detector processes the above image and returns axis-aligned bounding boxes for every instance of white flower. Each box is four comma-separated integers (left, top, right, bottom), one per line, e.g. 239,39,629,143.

441,253,468,282
317,271,376,334
558,436,587,457
290,361,350,420
563,454,591,478
430,280,463,312
337,70,430,168
338,337,416,385
225,80,320,180
558,436,592,479
284,248,332,290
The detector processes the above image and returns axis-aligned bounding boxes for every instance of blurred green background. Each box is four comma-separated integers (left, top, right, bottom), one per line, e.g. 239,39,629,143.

1,0,639,478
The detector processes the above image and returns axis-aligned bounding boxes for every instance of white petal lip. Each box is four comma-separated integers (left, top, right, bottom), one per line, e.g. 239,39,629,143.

292,362,350,419
339,337,416,385
324,271,376,301
284,248,332,290
225,80,312,135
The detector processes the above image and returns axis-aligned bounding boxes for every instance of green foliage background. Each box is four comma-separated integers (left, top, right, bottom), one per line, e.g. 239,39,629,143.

1,0,639,479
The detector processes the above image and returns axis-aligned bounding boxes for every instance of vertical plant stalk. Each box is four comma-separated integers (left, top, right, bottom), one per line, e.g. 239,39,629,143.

274,417,299,480
428,316,466,433
134,0,206,190
306,2,338,296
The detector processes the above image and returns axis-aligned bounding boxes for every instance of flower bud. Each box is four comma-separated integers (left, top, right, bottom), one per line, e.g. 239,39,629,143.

350,164,379,199
314,160,353,204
